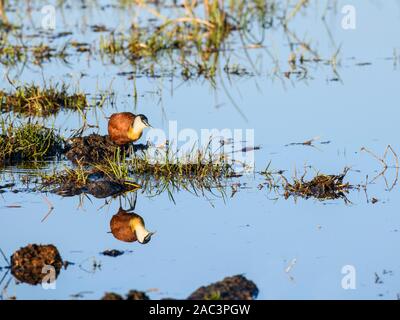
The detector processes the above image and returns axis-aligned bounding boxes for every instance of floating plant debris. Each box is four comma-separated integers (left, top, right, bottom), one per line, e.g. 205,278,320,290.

283,169,352,201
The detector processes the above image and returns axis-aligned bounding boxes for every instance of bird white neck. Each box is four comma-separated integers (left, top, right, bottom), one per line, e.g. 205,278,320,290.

133,116,147,133
132,223,150,243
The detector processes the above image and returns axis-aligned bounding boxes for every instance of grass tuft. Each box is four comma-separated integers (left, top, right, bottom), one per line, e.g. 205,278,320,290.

0,84,88,116
0,120,64,164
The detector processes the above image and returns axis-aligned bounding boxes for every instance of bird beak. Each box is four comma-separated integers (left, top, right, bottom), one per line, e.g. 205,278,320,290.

144,119,152,128
139,231,155,244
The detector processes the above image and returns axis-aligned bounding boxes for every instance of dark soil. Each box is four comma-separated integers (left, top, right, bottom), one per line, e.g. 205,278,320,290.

126,290,150,300
101,290,149,300
64,133,149,164
187,275,259,300
65,134,120,164
10,244,63,285
101,292,124,300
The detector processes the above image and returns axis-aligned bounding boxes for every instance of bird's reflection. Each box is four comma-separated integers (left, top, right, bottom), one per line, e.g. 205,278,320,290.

110,208,154,244
109,193,154,244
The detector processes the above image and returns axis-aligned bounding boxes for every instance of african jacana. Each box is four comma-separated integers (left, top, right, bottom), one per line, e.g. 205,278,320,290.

110,208,154,244
108,112,151,146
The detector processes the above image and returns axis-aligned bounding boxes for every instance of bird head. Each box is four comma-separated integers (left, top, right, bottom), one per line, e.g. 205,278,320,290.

136,114,152,128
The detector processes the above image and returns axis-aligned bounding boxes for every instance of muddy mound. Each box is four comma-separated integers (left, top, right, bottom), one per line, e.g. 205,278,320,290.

101,292,124,300
65,134,120,164
101,290,149,300
126,290,150,300
187,275,259,300
10,244,63,285
64,133,149,164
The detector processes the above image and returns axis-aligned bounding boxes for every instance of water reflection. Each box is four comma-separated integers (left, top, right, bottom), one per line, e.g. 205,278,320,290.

108,193,154,244
110,208,154,244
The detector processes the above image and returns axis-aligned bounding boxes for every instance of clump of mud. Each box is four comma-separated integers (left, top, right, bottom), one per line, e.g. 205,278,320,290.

126,290,150,300
187,275,259,300
65,134,120,164
10,244,63,285
283,169,351,201
101,292,124,300
101,290,149,300
64,133,148,164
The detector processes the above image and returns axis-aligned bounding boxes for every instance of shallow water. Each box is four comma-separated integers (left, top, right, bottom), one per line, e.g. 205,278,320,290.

1,0,400,300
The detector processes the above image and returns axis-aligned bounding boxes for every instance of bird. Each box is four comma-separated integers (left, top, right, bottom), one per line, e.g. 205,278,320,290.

110,208,154,244
108,112,151,146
